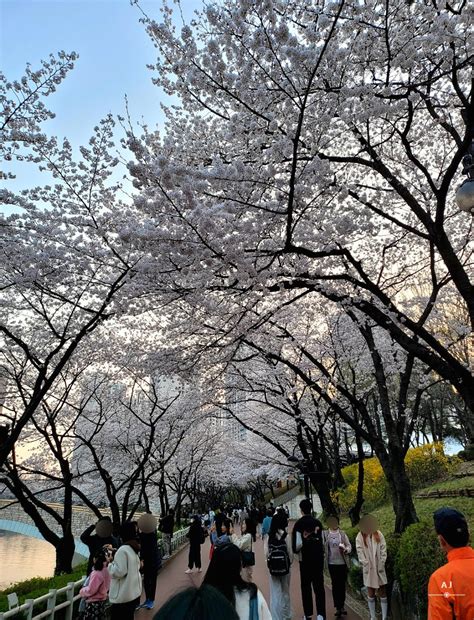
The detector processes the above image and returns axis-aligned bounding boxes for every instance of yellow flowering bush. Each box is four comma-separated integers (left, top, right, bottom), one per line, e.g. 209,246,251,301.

333,457,388,513
334,443,451,513
404,443,454,488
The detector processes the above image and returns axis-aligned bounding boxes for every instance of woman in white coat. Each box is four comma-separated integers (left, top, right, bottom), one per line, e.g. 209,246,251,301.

355,515,388,620
108,522,142,620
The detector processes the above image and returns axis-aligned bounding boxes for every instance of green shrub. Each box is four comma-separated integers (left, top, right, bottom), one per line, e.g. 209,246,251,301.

349,562,364,594
384,532,401,584
396,521,445,617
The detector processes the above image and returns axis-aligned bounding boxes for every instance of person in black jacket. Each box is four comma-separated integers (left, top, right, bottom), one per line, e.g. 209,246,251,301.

80,517,120,575
291,498,326,620
159,508,175,559
137,514,162,610
185,516,205,573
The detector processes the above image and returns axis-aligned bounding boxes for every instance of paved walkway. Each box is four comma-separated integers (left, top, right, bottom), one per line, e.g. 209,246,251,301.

136,532,363,619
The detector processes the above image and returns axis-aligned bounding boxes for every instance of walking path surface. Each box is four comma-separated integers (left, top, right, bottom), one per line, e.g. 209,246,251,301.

136,531,363,619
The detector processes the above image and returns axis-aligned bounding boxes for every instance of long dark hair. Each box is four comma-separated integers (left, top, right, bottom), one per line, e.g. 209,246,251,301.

220,518,233,536
203,543,256,606
269,509,288,544
154,585,239,620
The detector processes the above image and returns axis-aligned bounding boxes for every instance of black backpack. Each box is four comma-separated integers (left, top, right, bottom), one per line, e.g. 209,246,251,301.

267,537,290,576
301,529,323,565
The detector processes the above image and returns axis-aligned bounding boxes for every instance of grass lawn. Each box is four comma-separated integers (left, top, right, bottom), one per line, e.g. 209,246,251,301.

339,467,474,533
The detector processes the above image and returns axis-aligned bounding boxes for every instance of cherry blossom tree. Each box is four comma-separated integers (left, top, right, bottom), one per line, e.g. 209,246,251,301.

1,58,141,467
0,356,104,574
128,0,473,432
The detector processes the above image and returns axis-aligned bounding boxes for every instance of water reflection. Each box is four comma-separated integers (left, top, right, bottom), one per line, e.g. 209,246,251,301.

0,530,55,590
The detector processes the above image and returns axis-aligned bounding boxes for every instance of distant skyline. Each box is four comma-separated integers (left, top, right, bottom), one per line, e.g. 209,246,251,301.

0,0,201,192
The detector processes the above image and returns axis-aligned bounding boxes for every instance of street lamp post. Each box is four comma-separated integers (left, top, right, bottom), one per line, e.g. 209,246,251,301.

287,454,330,511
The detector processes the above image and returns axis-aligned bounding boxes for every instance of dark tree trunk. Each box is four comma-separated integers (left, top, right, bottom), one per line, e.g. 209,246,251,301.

330,421,345,489
309,473,338,516
54,532,75,575
379,451,418,533
349,433,365,526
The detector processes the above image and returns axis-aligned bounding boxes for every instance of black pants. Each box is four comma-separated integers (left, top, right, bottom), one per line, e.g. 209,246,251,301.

110,598,140,620
300,561,326,619
144,566,159,601
188,543,201,569
328,563,348,611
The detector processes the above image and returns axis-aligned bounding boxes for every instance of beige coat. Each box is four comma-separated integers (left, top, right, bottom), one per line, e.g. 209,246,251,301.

355,531,387,588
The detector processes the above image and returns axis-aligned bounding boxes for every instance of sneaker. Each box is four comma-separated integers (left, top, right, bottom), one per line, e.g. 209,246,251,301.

144,600,155,609
185,568,193,574
317,616,324,620
197,568,202,573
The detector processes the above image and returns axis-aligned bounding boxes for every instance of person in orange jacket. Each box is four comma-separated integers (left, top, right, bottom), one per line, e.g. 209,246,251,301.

428,507,474,620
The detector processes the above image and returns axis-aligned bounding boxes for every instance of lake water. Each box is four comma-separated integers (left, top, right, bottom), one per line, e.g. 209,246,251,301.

0,530,55,590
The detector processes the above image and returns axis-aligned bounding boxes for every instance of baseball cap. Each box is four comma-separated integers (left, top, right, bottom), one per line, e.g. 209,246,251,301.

433,507,469,548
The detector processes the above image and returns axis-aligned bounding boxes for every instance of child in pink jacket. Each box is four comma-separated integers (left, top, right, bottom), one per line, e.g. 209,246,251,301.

79,547,111,619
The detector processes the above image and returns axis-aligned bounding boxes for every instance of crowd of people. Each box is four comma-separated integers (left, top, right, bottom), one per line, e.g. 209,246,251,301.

77,502,473,620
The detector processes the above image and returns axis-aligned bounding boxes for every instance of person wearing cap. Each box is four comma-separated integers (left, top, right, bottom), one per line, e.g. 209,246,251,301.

81,517,120,576
428,507,474,619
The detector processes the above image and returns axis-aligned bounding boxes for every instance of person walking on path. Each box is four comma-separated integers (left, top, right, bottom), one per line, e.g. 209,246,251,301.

137,513,161,610
231,517,254,581
80,517,120,576
265,508,293,620
355,515,387,620
292,498,326,620
428,507,474,619
249,507,260,542
159,508,175,559
108,521,142,620
261,509,273,542
203,542,272,620
79,547,111,620
323,515,352,618
186,515,206,574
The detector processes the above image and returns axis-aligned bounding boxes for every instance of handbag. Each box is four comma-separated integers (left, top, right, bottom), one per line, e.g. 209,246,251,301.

241,550,255,567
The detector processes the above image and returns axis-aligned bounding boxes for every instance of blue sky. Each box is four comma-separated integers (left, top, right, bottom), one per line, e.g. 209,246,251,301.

0,0,201,192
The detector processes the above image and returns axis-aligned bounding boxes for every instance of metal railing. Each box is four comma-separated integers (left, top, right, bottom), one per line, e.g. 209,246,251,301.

0,527,190,620
0,579,83,620
166,526,189,554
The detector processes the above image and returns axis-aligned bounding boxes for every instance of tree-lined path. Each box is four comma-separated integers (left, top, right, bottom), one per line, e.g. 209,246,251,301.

136,530,363,619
